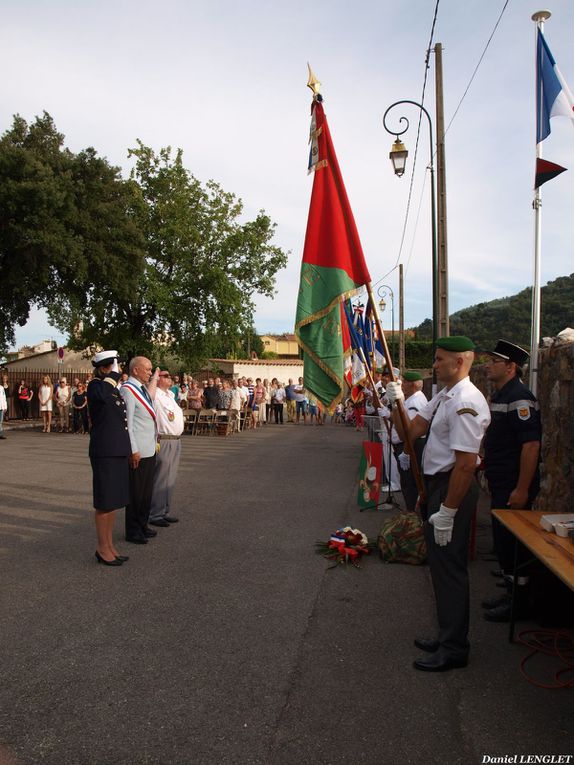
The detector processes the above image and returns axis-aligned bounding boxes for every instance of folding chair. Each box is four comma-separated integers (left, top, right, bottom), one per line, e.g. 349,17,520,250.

186,410,199,435
215,410,232,436
196,408,216,435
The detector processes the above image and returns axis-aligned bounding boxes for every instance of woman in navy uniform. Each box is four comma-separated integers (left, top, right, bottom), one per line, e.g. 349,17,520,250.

87,351,131,566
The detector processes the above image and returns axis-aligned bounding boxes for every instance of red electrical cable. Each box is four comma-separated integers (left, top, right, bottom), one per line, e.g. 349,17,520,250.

517,629,574,688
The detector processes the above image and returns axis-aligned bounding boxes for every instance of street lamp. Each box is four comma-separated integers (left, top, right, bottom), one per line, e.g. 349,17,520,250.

377,285,395,368
389,138,408,177
383,100,438,393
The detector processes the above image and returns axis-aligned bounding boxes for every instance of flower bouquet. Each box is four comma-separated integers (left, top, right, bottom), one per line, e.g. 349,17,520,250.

316,526,373,568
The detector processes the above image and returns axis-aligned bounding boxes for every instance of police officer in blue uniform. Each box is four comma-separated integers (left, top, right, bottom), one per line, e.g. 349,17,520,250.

482,340,541,621
87,350,131,566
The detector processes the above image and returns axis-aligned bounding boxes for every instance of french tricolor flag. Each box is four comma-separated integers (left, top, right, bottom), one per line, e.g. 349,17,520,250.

535,29,574,187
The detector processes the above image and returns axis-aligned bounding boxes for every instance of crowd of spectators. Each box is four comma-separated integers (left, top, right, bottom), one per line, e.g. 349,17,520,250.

160,374,328,428
2,374,94,434
1,371,356,432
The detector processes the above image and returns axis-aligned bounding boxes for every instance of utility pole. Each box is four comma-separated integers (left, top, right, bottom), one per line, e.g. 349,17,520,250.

399,264,405,371
434,43,449,337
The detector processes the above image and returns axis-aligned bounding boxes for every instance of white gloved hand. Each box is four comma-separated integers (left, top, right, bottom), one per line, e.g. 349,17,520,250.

428,503,457,546
385,381,404,404
111,358,120,374
377,406,391,419
398,452,410,470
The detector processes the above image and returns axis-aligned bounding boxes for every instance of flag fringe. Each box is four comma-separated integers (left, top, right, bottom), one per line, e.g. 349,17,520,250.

307,159,328,175
295,287,362,331
294,333,345,413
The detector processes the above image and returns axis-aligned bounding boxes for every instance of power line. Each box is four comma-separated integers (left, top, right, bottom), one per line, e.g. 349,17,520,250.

404,171,428,279
444,0,511,138
393,0,510,288
392,0,440,271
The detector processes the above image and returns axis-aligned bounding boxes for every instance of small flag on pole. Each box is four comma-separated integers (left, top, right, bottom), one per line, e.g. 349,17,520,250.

295,73,371,411
535,29,574,144
534,28,574,187
535,157,567,189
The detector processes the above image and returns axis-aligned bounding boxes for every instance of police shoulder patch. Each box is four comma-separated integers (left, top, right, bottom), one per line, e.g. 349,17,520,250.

517,406,531,421
457,407,478,416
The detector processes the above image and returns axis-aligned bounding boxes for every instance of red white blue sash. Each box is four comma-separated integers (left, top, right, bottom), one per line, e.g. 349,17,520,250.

122,381,157,420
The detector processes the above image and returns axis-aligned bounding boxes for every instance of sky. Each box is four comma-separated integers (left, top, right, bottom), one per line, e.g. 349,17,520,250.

3,0,574,351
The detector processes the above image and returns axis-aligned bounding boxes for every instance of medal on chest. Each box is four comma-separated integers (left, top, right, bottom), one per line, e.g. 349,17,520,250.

167,410,175,422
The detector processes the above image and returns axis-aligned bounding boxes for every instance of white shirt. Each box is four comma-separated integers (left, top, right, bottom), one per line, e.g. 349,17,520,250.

154,388,185,436
274,386,286,403
56,385,71,404
405,389,428,420
230,388,243,410
418,377,490,475
293,384,306,402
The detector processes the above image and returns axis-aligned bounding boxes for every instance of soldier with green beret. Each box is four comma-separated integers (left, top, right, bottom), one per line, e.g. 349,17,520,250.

385,336,490,672
402,370,423,382
435,336,476,352
394,370,428,513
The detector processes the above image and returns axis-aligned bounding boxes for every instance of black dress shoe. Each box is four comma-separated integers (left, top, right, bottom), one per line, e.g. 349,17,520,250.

484,604,512,622
125,536,148,545
481,593,509,610
165,516,179,523
413,637,440,653
413,653,468,672
95,551,122,566
149,519,170,527
484,603,531,622
143,527,157,537
115,555,129,562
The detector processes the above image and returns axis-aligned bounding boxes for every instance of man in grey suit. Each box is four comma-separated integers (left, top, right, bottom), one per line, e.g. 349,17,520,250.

120,357,159,544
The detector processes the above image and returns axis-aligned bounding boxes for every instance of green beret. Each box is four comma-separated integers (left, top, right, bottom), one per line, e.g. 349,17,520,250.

402,370,423,381
436,336,475,352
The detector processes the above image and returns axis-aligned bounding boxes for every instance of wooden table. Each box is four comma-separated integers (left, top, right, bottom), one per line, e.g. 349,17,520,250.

492,510,574,641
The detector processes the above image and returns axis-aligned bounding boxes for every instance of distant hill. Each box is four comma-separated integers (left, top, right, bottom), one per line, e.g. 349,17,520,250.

412,273,574,348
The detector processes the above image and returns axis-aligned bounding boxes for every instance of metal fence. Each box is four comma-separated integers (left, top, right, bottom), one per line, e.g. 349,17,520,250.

2,368,92,420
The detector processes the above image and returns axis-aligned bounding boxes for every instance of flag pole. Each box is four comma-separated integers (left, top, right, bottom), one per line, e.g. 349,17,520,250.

530,10,551,396
365,282,426,502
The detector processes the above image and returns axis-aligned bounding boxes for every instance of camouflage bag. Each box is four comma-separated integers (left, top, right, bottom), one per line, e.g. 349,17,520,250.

377,511,427,565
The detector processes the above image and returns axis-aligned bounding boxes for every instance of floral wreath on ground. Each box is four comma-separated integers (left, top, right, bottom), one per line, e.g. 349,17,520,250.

315,526,374,568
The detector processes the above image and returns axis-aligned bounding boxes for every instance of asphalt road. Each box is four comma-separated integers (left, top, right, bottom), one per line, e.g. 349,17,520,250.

0,423,571,765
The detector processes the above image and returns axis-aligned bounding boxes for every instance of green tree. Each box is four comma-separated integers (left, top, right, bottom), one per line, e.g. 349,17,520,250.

0,112,144,351
0,113,77,349
65,141,288,366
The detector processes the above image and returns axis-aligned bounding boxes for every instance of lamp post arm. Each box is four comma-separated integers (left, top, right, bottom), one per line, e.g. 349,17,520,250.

383,99,438,394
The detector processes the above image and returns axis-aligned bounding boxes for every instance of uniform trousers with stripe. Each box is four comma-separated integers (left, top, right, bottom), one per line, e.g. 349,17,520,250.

149,440,181,522
422,471,478,660
126,455,156,539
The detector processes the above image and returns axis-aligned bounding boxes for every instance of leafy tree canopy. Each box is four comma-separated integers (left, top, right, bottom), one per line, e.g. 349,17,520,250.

0,117,288,365
0,112,144,352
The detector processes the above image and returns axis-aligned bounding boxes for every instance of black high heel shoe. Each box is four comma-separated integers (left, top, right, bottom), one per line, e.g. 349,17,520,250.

95,551,122,566
115,555,129,562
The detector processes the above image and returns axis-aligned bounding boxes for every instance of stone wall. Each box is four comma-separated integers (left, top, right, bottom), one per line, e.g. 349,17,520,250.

534,342,574,513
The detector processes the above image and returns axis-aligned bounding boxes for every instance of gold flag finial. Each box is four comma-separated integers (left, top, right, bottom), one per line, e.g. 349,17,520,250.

307,63,321,97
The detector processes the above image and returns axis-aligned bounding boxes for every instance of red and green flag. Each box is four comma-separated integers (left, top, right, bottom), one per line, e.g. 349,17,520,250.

295,94,371,411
